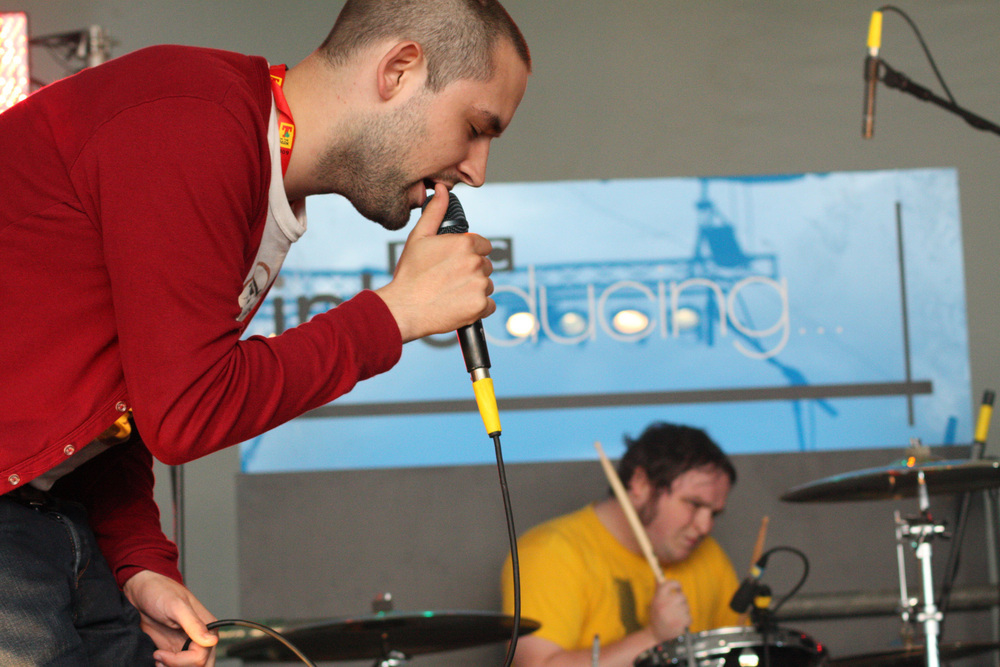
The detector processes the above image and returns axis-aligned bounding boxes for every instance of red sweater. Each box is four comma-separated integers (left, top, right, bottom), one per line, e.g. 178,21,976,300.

0,45,402,585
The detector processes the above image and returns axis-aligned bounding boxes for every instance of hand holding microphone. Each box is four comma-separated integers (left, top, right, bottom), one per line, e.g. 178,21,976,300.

429,188,502,436
431,191,493,375
374,183,495,344
374,184,501,435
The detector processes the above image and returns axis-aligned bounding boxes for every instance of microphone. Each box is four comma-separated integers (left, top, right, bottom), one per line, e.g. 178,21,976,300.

429,191,502,437
862,10,883,139
729,552,770,614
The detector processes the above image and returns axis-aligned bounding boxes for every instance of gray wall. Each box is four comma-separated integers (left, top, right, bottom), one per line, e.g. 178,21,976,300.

16,0,1000,664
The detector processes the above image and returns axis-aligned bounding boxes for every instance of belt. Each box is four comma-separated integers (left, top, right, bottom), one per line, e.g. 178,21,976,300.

5,484,51,506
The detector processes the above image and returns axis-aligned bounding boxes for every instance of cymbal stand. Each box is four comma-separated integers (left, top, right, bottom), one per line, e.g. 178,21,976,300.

369,593,410,667
894,471,947,667
372,649,408,667
893,512,915,646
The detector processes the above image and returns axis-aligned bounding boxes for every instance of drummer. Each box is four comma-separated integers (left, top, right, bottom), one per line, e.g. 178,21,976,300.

501,422,742,666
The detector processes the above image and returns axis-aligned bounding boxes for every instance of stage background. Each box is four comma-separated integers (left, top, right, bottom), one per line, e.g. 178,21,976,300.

15,1,1000,664
240,169,971,473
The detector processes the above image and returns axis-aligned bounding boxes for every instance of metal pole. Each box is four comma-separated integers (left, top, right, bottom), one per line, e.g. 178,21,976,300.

916,472,940,667
85,25,111,67
894,510,913,645
171,464,185,579
916,539,940,667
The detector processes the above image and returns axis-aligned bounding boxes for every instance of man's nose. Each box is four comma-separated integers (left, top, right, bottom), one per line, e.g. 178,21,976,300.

694,508,714,536
457,140,490,187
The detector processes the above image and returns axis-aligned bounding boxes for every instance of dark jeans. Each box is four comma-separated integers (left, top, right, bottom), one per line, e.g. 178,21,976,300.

0,490,156,666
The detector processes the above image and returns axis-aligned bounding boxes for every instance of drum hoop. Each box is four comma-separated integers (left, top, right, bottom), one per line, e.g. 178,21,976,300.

635,625,826,664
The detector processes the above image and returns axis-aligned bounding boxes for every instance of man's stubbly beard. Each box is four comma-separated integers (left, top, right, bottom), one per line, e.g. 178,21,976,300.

637,493,659,527
316,92,431,231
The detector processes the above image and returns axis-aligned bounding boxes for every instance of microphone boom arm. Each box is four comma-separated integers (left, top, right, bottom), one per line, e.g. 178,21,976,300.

878,59,1000,136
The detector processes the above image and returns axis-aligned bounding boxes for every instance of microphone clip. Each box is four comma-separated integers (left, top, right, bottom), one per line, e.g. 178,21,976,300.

748,585,777,633
730,577,771,615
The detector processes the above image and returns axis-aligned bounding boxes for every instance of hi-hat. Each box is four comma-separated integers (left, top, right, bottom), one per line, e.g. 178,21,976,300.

223,610,539,662
781,459,1000,503
829,640,1000,666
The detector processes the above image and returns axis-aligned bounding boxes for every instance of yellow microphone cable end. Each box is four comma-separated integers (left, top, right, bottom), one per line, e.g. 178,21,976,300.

867,11,883,54
974,389,995,446
472,376,501,437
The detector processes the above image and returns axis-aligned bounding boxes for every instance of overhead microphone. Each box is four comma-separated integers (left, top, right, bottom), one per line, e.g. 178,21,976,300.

862,10,883,139
429,191,502,437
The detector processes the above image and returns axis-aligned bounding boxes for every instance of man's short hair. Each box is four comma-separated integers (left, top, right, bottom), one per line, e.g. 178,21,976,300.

320,0,531,91
615,422,737,493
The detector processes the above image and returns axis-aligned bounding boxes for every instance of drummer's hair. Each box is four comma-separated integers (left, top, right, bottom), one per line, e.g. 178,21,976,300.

615,422,736,493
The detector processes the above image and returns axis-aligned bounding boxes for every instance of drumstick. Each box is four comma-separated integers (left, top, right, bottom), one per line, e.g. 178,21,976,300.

595,442,696,667
749,516,769,568
594,441,665,584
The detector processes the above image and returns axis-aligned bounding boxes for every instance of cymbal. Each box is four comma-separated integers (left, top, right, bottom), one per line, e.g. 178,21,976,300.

223,610,540,662
829,640,1000,666
781,458,1000,503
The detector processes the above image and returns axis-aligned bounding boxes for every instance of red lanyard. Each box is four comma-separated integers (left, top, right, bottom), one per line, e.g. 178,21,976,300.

269,64,295,176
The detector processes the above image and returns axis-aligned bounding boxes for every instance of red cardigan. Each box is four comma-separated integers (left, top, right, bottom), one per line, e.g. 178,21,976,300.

0,45,402,585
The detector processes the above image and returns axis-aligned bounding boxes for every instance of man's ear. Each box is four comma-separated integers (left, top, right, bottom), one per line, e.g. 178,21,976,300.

627,467,654,505
376,41,425,100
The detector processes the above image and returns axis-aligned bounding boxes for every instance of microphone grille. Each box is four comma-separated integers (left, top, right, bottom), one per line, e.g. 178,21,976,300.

436,191,469,234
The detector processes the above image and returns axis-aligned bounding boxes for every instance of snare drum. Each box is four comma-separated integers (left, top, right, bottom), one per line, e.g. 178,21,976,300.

634,626,827,667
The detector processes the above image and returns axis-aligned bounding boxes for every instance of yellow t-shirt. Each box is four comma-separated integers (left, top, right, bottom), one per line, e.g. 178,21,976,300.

501,504,742,652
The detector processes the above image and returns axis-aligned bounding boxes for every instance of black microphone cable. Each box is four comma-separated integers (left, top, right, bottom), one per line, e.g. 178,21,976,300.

875,5,955,106
762,546,811,617
182,619,317,666
495,430,521,667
